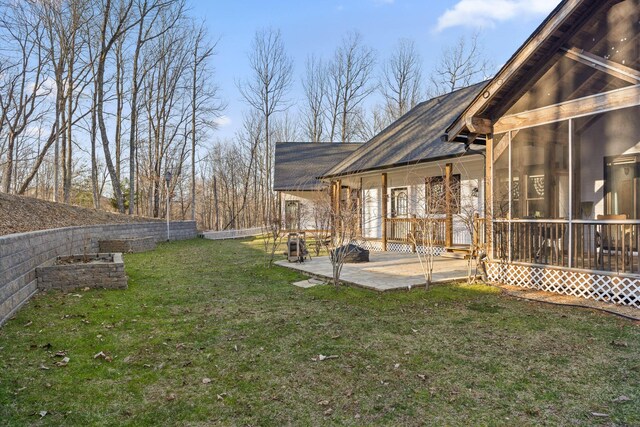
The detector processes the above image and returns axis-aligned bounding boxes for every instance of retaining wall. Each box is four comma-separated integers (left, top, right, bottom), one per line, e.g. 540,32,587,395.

99,237,157,253
0,221,196,326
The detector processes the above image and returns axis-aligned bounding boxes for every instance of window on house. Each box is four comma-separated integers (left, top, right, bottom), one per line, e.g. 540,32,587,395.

391,188,408,217
425,175,460,214
284,201,300,230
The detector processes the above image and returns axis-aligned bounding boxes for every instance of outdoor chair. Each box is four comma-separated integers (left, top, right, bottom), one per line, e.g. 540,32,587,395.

534,222,565,264
595,214,632,268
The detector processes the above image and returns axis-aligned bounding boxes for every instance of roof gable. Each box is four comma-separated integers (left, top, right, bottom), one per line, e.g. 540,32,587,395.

322,82,487,178
447,0,638,138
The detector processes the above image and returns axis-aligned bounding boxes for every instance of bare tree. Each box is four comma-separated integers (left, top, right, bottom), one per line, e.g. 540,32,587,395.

325,31,376,143
0,2,50,193
321,185,361,288
380,38,422,124
94,0,140,212
127,0,183,214
428,32,492,97
301,55,326,143
189,22,224,221
407,175,450,288
238,27,293,222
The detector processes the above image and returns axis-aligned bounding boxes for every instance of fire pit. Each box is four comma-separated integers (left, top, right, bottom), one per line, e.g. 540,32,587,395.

331,243,369,263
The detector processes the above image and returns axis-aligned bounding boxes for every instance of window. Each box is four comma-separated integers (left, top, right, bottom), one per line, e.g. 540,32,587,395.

284,201,300,230
425,175,460,214
391,188,408,217
605,155,640,219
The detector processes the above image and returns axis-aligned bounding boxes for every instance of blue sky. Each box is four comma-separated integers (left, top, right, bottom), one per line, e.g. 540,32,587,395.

189,0,560,141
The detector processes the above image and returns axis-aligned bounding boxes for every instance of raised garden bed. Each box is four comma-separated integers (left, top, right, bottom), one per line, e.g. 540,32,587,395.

98,237,156,253
36,253,127,291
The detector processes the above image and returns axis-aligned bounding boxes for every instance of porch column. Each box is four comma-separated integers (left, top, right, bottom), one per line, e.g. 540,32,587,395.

485,135,493,258
381,172,388,251
359,177,363,236
278,192,283,229
330,180,336,238
334,179,341,218
445,163,453,247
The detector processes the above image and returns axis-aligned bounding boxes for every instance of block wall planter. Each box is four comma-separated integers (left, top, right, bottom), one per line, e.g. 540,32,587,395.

36,253,127,292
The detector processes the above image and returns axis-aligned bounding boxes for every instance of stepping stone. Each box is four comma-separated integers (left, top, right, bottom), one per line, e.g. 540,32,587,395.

292,278,324,288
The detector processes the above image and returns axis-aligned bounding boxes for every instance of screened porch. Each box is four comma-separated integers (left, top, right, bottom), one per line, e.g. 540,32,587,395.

492,106,640,275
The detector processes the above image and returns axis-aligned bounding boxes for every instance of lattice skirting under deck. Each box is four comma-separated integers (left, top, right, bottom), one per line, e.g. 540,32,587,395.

486,262,640,309
352,239,445,256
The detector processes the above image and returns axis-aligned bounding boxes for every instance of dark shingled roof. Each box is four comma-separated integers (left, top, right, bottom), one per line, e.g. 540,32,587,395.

274,142,362,191
321,82,488,178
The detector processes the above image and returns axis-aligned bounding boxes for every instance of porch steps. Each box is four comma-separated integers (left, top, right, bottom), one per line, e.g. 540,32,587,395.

441,245,472,260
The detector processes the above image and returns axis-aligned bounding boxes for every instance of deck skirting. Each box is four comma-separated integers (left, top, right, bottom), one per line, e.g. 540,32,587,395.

486,261,640,309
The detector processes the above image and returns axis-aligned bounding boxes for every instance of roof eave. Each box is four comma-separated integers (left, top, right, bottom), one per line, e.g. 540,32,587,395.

446,0,586,140
318,149,485,180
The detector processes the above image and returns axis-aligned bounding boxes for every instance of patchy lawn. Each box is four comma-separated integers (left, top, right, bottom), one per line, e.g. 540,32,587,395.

1,238,639,426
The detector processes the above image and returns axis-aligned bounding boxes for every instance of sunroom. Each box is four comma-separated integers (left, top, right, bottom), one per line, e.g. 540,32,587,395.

447,0,640,308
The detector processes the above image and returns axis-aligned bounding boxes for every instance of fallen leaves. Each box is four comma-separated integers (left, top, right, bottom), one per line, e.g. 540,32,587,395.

93,351,112,362
202,378,212,384
312,354,338,362
612,395,631,403
55,357,70,367
610,340,628,348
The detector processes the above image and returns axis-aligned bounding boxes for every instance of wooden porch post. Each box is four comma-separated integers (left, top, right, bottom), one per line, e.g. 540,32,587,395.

330,180,336,238
485,135,493,258
335,179,341,217
278,192,283,229
359,177,363,236
445,163,453,247
381,172,388,251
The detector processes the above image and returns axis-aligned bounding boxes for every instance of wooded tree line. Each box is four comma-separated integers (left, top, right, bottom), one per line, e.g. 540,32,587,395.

0,0,222,219
210,29,491,230
0,0,490,230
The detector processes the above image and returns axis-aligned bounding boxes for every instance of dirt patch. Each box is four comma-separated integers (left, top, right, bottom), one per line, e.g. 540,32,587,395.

0,193,160,236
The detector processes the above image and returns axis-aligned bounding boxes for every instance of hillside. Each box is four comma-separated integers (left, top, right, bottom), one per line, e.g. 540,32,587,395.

0,193,161,236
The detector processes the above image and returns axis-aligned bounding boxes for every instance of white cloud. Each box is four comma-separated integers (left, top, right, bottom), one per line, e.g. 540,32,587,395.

435,0,559,32
213,115,231,128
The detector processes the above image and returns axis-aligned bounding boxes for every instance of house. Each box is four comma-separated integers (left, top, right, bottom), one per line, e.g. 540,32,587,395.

319,83,488,254
447,0,640,308
274,142,361,231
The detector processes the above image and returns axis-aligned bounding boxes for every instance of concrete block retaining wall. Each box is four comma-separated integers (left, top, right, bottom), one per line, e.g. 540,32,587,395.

0,221,196,326
99,237,157,253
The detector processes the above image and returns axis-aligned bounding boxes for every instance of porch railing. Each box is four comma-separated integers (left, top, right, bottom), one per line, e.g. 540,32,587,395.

493,219,640,274
385,217,446,245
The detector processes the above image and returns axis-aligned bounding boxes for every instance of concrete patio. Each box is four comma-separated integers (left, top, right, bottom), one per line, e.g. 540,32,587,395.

276,252,471,292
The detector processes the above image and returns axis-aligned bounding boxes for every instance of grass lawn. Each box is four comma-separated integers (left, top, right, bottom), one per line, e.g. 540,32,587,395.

1,238,639,426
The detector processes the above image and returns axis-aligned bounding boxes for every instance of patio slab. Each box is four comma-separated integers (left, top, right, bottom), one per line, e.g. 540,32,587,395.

276,252,470,292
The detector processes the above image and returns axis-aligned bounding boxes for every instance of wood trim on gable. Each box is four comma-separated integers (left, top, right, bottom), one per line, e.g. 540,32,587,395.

447,0,586,140
493,84,640,133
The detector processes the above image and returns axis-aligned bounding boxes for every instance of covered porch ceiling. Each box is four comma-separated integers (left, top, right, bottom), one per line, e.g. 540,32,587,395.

447,0,640,140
